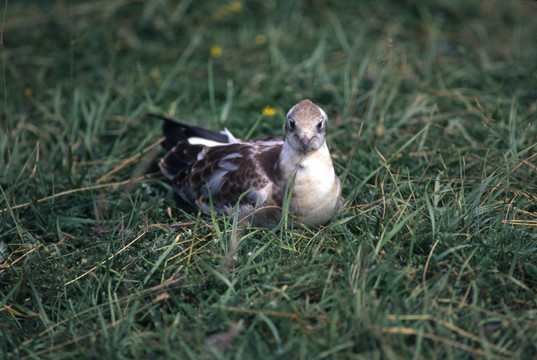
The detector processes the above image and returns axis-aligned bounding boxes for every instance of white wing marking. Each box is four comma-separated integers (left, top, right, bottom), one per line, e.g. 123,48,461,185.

258,140,284,147
221,128,239,143
188,137,227,147
202,169,228,197
218,153,242,171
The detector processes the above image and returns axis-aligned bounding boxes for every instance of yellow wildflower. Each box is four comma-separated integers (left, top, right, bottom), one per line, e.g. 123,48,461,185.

25,87,33,96
150,68,162,81
262,106,277,116
210,45,223,58
230,2,242,13
255,34,267,45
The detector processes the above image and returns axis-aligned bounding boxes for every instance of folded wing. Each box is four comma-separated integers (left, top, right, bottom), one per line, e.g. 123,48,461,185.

153,114,285,214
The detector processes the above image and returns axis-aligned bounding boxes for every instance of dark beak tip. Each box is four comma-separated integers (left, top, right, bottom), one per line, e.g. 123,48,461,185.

300,139,310,153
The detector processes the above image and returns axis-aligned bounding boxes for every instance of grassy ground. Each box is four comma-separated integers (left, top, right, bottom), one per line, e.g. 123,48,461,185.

1,0,537,359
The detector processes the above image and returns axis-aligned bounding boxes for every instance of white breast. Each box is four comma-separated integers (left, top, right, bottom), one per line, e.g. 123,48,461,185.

279,142,341,225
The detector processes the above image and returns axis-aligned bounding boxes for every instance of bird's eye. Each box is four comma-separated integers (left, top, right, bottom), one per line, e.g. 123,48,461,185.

288,119,295,130
317,121,323,130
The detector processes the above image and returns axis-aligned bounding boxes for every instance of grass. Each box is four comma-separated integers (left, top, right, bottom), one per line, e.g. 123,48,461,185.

1,0,537,359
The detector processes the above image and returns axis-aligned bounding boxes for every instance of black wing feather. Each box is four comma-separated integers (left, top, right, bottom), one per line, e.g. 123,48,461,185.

148,113,231,150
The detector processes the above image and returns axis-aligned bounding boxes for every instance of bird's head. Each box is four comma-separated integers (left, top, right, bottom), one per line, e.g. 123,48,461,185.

284,99,328,154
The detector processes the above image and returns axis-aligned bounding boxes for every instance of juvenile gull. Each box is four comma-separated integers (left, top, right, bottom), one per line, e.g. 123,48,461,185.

154,99,341,227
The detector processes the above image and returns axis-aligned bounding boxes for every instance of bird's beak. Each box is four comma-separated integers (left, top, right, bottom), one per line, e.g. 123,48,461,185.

300,137,311,153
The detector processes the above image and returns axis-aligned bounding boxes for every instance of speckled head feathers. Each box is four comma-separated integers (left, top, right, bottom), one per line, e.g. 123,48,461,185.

285,99,328,153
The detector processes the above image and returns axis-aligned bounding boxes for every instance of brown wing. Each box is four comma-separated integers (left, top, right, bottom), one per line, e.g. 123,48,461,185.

160,139,284,213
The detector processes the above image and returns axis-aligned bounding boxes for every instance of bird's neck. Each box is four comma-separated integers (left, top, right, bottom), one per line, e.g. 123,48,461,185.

278,141,332,177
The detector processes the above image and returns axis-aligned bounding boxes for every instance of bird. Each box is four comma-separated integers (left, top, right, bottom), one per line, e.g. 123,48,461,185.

153,99,341,227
